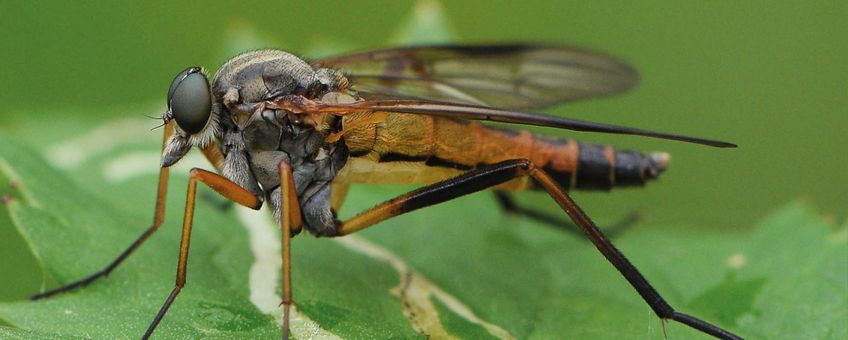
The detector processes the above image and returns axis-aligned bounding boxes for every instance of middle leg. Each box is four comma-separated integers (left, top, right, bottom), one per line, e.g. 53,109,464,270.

278,160,303,340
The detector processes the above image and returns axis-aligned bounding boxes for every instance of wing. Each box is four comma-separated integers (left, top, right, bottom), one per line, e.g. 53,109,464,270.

269,97,736,148
310,44,639,110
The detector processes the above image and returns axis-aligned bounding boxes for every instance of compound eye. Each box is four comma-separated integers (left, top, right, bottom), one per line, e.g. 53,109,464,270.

167,67,211,135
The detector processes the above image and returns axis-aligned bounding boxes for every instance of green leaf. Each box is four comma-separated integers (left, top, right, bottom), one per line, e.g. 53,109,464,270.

0,116,845,339
0,2,845,339
0,129,415,339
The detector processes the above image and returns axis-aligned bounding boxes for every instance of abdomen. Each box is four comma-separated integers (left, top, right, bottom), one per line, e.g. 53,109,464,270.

338,112,669,191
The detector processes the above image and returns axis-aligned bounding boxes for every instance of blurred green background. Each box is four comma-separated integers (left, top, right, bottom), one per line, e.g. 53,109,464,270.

0,0,845,314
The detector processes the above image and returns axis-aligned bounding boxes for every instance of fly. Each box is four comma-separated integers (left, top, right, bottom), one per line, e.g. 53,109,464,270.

32,44,741,339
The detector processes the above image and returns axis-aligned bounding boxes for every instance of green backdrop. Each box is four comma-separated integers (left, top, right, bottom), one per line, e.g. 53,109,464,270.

0,1,845,338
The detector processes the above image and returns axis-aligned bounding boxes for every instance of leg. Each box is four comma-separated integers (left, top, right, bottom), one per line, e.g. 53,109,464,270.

335,160,741,340
494,191,641,238
330,182,349,214
278,160,303,340
197,144,237,210
200,143,225,172
528,166,740,339
31,121,175,300
142,168,262,339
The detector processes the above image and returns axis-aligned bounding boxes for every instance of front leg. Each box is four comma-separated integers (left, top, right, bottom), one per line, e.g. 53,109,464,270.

142,168,262,339
31,121,176,300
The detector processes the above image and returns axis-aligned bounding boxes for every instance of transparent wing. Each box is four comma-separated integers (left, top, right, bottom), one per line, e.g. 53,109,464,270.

269,97,736,148
310,44,639,110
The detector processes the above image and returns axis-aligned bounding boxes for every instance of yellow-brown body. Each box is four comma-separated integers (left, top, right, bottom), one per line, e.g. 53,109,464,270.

337,111,582,191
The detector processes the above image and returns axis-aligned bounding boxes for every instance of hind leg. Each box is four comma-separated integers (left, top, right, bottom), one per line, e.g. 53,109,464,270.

493,191,641,238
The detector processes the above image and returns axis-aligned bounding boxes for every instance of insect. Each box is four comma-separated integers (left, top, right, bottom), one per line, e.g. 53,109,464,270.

32,44,742,339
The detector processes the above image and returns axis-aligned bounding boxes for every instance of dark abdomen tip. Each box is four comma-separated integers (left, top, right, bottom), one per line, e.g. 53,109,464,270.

575,144,670,190
613,150,669,187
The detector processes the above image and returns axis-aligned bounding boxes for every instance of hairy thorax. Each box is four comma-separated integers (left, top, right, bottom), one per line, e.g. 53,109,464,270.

211,49,351,236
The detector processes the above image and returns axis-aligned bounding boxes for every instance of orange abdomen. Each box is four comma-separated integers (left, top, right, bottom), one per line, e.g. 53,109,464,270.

338,112,668,191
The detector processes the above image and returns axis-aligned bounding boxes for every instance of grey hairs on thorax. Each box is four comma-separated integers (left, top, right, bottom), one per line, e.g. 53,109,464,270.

217,96,349,237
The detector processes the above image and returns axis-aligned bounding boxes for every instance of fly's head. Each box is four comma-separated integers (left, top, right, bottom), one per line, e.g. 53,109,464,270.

161,67,218,167
158,50,352,168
